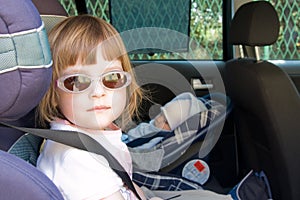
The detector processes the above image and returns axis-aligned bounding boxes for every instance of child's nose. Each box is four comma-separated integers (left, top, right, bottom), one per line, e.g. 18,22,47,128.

90,81,106,98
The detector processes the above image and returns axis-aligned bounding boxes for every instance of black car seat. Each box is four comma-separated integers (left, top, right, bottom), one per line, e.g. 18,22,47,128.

0,0,67,199
224,1,300,200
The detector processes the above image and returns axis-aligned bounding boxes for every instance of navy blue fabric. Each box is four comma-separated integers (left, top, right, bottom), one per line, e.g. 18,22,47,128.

0,68,52,121
0,0,42,34
229,170,273,200
133,171,202,191
127,131,174,147
0,150,63,200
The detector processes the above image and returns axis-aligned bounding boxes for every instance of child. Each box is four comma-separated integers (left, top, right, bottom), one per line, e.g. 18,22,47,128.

126,92,208,138
124,92,211,150
37,15,232,200
37,14,150,200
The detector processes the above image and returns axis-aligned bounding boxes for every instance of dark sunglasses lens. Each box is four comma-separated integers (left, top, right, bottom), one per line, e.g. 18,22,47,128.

63,75,91,92
102,72,127,89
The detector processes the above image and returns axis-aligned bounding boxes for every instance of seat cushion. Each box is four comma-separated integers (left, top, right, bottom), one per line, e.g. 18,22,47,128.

0,150,63,200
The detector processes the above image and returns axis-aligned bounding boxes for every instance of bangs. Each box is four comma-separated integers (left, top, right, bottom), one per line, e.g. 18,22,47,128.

40,15,143,126
50,15,128,72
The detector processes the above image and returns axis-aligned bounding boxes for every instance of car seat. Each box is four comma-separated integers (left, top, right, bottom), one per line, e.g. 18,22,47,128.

224,1,300,200
0,0,67,152
0,0,52,151
127,93,232,172
0,0,66,199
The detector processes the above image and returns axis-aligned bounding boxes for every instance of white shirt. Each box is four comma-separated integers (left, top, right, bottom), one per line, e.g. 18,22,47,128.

37,120,137,200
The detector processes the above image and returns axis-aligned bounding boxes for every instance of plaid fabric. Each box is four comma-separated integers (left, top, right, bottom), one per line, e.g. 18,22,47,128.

128,95,231,170
127,96,227,148
168,97,227,146
133,171,203,191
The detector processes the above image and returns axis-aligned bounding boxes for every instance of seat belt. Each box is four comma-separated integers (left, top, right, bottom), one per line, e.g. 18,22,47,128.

0,122,141,200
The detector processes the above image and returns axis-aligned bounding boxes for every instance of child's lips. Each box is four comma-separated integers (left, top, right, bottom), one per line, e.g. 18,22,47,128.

86,106,111,112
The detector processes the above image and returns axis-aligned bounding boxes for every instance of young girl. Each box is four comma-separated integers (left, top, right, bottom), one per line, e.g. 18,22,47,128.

36,14,155,200
37,14,232,200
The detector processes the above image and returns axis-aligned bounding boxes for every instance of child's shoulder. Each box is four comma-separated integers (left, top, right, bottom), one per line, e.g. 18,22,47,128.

42,139,110,168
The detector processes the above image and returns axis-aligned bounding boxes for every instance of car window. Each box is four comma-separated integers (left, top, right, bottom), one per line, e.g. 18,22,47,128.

58,0,299,61
58,0,224,60
263,0,299,60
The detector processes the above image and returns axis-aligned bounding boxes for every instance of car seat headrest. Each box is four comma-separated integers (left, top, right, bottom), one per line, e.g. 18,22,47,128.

0,0,52,121
229,1,280,46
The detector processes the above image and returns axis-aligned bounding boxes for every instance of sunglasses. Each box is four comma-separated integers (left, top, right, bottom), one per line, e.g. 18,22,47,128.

57,71,132,93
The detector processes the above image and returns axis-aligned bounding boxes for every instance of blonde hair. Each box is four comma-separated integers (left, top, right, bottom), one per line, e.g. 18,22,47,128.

38,15,143,127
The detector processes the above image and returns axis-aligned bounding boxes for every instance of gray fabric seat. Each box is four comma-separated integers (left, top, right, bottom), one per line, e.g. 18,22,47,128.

224,1,300,200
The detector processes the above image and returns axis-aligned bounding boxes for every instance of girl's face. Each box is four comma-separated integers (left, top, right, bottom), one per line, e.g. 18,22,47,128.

56,53,127,130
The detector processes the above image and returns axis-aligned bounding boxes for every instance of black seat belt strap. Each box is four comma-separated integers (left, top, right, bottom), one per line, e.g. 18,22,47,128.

0,122,141,200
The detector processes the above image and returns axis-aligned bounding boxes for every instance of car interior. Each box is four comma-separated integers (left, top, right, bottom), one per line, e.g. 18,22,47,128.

0,0,299,199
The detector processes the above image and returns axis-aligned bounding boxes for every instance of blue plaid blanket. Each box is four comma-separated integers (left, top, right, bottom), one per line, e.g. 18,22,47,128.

127,94,231,172
133,171,203,191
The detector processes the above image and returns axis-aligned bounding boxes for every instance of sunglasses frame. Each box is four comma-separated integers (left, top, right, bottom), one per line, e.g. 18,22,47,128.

56,71,132,93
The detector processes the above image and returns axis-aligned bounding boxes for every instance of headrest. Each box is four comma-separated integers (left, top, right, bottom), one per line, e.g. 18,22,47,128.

0,0,52,121
229,1,279,46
